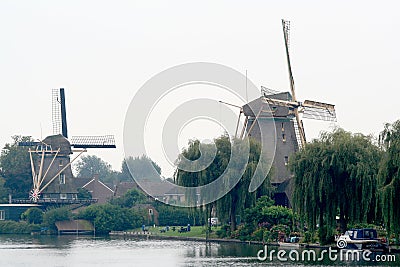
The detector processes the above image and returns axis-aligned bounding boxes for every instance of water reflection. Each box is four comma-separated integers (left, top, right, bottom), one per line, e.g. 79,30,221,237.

0,235,397,266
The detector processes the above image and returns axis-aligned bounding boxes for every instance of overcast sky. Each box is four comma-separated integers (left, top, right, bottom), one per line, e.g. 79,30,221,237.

1,1,399,176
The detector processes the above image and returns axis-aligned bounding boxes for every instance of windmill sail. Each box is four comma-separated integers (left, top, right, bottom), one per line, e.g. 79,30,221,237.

302,100,337,121
70,135,116,148
52,88,68,137
52,89,62,135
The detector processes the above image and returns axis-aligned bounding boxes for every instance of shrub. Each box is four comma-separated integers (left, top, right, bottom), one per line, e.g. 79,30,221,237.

251,228,265,241
0,221,40,234
216,224,231,238
21,207,43,224
78,203,144,234
43,207,72,230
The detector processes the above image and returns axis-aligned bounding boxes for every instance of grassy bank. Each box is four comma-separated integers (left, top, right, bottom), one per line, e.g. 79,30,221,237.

133,226,221,239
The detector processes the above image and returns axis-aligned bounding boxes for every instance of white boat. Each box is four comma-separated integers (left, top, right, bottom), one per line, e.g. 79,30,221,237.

336,228,388,252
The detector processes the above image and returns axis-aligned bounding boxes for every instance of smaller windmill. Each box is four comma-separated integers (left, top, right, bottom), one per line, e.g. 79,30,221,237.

19,88,115,202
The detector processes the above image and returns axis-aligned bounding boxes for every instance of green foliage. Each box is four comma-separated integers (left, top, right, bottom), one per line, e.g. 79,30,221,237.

0,176,9,203
21,207,43,224
378,120,400,236
77,188,92,199
175,135,272,231
239,196,295,241
125,155,162,182
78,204,144,234
110,188,146,208
75,155,117,182
290,128,381,244
216,224,231,238
43,207,72,230
0,136,34,198
155,203,202,226
0,220,40,234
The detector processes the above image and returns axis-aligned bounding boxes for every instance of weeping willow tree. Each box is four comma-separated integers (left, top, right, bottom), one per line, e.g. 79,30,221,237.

378,120,400,236
290,128,381,244
175,135,272,231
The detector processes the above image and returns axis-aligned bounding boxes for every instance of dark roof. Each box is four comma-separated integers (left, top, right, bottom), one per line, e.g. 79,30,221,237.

74,178,92,188
139,180,174,198
242,92,293,117
42,134,72,155
114,182,139,197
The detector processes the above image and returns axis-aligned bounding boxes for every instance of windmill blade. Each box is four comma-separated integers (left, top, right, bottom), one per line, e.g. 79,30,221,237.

282,19,297,102
302,100,337,121
261,86,282,96
282,19,306,147
70,135,116,148
52,88,68,138
52,89,62,136
262,96,299,108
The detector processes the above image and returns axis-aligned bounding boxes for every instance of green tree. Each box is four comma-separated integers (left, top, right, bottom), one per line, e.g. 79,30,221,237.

0,177,9,203
22,207,43,224
378,120,400,236
290,128,381,244
125,155,162,182
110,188,146,208
0,136,34,199
77,188,92,199
75,155,115,182
175,135,272,231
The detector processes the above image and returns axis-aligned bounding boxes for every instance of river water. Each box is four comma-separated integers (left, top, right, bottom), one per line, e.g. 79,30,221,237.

0,235,397,266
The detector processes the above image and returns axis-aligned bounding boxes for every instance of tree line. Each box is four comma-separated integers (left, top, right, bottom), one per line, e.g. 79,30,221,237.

290,120,400,244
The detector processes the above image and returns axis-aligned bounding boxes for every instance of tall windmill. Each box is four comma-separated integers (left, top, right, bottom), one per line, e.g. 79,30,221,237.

19,88,115,202
239,20,337,206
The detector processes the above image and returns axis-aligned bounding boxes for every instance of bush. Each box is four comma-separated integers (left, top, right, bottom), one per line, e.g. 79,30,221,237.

155,204,201,226
43,207,72,230
21,207,43,224
0,220,40,234
110,188,146,208
78,203,144,234
216,224,231,238
232,224,255,241
251,228,265,241
77,188,92,199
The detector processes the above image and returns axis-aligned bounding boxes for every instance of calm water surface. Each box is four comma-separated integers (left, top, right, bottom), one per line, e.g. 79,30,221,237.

0,235,397,266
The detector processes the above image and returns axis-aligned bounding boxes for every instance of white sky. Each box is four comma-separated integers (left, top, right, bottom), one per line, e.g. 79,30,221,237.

1,0,399,176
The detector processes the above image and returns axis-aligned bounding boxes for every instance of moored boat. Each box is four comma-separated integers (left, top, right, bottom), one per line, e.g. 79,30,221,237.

336,228,389,253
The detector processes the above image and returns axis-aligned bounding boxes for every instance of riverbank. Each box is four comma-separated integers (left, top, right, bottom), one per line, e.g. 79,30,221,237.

109,230,300,247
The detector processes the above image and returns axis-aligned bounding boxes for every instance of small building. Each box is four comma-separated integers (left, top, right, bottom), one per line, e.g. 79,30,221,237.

55,219,94,235
75,175,114,204
0,204,42,221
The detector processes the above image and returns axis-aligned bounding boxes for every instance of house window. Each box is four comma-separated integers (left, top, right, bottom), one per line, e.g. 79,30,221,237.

282,134,286,143
59,173,65,184
0,210,4,220
284,156,289,166
60,193,67,199
59,160,63,167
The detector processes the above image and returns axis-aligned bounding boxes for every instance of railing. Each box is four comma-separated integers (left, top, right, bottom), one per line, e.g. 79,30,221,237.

11,198,98,204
